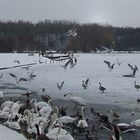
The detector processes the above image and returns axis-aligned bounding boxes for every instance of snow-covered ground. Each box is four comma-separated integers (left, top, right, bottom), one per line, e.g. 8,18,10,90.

0,124,26,140
0,53,140,109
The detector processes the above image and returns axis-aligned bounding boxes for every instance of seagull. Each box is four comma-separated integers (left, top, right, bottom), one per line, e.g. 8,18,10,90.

14,60,20,64
28,71,36,80
132,67,138,77
137,98,140,103
99,82,106,93
61,56,74,70
82,78,89,89
128,63,138,71
19,77,28,82
9,73,17,80
71,27,77,37
61,59,71,69
122,73,136,77
116,58,123,66
95,48,101,53
64,26,77,37
57,80,65,90
104,60,115,71
85,78,89,85
42,88,45,93
123,64,139,78
134,81,140,91
70,62,77,69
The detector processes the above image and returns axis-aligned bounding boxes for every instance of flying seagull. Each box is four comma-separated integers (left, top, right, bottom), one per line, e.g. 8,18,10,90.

57,80,65,90
104,60,115,71
14,60,20,64
82,78,89,90
116,58,123,66
9,73,17,79
61,59,71,69
28,71,36,80
123,63,138,77
128,63,138,71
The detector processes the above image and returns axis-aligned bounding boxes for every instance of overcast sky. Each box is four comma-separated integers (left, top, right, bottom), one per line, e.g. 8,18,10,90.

0,0,140,27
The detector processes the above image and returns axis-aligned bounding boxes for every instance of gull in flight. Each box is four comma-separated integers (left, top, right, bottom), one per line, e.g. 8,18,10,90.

104,60,115,71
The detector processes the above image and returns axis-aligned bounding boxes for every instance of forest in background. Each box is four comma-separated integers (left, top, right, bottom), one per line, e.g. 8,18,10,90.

0,20,140,53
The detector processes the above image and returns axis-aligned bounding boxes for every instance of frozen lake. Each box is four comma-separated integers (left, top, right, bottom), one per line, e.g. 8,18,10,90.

0,53,140,109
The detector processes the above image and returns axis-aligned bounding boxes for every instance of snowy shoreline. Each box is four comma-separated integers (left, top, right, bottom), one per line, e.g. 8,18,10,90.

0,53,140,109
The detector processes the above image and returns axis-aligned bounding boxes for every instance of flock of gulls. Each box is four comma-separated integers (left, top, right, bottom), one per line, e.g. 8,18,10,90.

0,52,140,140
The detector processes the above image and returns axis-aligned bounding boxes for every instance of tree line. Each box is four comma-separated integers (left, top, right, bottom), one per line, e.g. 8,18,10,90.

0,20,140,53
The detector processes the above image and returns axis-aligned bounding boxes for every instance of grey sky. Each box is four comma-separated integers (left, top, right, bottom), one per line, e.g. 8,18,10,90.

0,0,140,27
